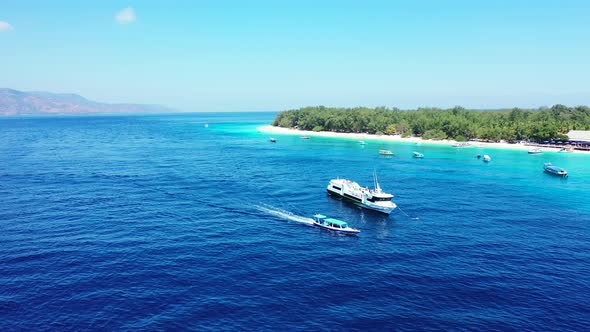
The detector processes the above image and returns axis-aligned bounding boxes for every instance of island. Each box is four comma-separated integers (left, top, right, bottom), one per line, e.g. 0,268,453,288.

270,105,590,143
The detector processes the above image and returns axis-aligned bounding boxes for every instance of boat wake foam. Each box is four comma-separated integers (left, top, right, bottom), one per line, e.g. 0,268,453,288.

255,204,314,225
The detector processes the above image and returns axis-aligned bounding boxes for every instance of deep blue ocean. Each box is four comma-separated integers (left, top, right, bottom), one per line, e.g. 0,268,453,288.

1,112,590,331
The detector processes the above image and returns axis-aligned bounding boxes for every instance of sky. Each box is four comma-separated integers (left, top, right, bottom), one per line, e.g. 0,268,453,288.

1,0,589,112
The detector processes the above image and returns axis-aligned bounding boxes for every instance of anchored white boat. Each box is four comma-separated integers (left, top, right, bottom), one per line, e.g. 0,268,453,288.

528,148,542,154
326,174,397,214
379,150,393,155
413,152,424,158
312,214,360,234
483,154,491,162
269,137,276,142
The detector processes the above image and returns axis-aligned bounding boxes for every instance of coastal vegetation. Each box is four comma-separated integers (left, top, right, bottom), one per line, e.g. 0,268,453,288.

272,105,590,142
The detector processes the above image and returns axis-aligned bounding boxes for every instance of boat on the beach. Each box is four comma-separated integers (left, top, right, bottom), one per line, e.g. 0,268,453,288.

269,137,276,142
559,147,573,153
379,150,393,155
528,148,542,154
452,142,471,147
544,163,568,177
483,154,491,162
326,173,397,215
312,214,360,234
413,152,424,158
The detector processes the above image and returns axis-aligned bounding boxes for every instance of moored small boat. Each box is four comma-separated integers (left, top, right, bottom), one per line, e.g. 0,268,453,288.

312,214,360,234
413,152,424,158
379,149,393,155
528,148,542,154
269,137,276,142
483,154,491,162
359,141,366,145
559,147,573,153
544,163,568,177
301,136,310,140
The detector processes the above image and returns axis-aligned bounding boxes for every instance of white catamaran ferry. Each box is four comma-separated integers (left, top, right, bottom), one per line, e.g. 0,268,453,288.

326,174,397,214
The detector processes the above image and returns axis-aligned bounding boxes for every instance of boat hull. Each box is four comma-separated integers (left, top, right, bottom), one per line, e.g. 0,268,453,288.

327,189,396,215
312,222,360,234
544,169,568,177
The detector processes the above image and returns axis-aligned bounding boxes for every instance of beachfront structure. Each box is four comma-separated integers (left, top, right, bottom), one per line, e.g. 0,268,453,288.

567,130,590,144
567,130,590,150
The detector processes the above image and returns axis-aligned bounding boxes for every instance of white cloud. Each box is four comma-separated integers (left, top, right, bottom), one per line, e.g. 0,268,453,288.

0,21,14,32
115,7,136,24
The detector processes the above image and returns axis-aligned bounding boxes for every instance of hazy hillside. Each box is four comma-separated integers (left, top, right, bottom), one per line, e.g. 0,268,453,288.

0,88,175,116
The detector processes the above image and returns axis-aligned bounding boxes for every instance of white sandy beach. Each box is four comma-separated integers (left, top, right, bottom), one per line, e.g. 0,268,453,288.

257,125,590,154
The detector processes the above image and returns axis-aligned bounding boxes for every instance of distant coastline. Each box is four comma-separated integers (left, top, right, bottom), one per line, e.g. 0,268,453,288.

258,125,590,154
0,88,175,116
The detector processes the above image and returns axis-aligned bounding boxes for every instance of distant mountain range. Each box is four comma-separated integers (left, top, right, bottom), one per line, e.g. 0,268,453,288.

0,88,176,116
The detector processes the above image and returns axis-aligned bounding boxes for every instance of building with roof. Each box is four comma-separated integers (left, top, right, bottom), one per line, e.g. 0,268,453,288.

567,130,590,150
567,130,590,143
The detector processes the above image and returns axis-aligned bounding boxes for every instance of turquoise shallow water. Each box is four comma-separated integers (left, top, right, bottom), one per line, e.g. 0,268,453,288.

1,112,590,330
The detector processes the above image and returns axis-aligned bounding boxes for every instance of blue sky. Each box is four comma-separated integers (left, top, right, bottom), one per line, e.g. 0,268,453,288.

1,0,589,111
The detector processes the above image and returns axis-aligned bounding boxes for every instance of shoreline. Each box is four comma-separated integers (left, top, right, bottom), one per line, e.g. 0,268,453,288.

257,125,590,154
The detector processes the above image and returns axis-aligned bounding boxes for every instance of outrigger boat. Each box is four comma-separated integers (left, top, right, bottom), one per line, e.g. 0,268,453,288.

312,214,360,234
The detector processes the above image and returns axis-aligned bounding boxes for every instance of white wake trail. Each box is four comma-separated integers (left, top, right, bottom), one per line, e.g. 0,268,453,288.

255,204,314,225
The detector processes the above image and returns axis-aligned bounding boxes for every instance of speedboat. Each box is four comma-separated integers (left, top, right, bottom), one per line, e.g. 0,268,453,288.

379,150,393,155
544,163,568,177
326,173,397,215
312,214,360,234
528,148,542,154
269,137,276,142
483,154,491,162
413,152,424,158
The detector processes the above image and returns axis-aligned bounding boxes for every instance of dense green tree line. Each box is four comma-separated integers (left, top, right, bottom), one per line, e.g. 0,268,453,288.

272,105,590,142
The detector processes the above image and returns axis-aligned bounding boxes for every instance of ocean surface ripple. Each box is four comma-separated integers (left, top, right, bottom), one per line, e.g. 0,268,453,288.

1,113,589,331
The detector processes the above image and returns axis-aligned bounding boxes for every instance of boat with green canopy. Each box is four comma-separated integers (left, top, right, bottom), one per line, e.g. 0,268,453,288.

312,214,360,234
